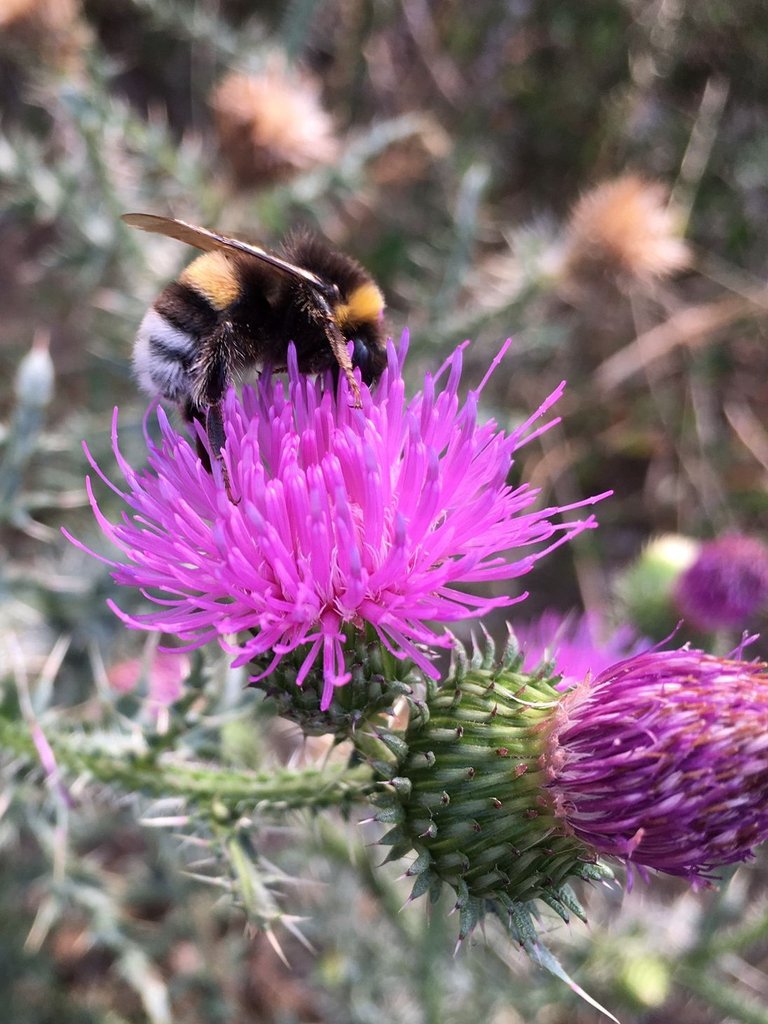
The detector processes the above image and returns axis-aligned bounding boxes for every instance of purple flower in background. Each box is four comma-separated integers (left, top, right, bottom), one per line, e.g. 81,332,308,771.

674,534,768,632
70,335,606,709
515,610,650,689
546,648,768,880
109,649,189,707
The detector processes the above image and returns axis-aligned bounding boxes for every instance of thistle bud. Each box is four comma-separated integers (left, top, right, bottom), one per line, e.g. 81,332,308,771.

545,649,768,880
0,0,88,72
616,533,699,639
367,639,768,951
0,334,55,509
210,58,338,188
673,534,768,632
369,637,612,941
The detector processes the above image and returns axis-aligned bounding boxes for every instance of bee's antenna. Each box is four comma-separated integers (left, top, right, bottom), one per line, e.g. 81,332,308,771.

325,318,362,408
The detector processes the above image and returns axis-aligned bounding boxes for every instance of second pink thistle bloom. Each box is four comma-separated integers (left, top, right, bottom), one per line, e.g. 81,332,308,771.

77,336,606,709
547,648,768,880
516,610,650,689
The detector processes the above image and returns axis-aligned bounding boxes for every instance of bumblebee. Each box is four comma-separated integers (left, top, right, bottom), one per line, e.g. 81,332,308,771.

123,213,387,497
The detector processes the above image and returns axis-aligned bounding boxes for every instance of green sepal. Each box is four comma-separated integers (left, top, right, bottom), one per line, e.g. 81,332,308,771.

575,860,615,883
368,759,397,780
539,891,572,923
373,804,406,825
458,895,483,941
380,841,416,865
374,728,410,762
408,869,436,903
388,776,413,799
378,825,409,847
550,884,587,923
405,847,433,877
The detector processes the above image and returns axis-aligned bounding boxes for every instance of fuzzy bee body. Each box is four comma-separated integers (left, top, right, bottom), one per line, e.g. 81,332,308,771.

124,214,387,498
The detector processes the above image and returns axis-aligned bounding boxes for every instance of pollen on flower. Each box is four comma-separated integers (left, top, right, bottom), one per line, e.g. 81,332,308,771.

68,333,607,711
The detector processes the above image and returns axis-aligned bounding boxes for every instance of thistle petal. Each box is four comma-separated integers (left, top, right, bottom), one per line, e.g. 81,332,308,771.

73,334,605,710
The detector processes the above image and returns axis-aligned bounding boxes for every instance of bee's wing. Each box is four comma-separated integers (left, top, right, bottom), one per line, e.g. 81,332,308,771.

122,213,327,289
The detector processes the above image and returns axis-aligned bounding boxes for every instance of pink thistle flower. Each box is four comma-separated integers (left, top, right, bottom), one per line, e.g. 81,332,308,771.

674,533,768,632
546,648,768,880
109,649,189,707
515,609,650,689
69,335,606,710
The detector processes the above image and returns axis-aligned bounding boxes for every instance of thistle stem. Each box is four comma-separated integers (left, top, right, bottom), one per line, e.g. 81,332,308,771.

0,712,375,813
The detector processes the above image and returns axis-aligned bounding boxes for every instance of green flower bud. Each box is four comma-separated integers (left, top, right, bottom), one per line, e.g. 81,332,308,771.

254,629,416,738
619,952,671,1009
616,533,699,639
367,637,612,940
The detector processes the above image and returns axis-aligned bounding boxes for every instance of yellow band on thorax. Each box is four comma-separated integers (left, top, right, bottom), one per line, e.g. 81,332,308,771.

180,252,241,310
335,282,385,329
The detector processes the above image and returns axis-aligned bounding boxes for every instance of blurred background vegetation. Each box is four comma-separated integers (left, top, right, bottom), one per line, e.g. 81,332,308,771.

2,1,768,1021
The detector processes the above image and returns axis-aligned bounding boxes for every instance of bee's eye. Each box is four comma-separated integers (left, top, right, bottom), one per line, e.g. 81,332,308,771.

351,338,370,371
318,281,341,305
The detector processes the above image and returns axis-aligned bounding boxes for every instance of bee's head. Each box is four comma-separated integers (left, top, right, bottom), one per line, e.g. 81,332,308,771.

331,281,386,384
285,232,388,385
309,278,385,385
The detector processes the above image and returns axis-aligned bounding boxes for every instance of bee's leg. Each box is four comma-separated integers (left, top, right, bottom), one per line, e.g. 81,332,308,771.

326,320,362,407
197,324,240,504
328,358,341,394
182,398,238,503
201,400,225,461
205,401,239,504
182,398,212,473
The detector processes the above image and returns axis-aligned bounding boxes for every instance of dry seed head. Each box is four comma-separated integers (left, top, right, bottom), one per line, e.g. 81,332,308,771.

0,0,87,69
559,175,690,293
368,118,451,186
0,0,75,29
210,59,339,188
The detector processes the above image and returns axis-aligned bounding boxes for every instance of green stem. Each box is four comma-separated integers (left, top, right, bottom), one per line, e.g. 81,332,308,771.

420,904,446,1024
715,907,768,956
677,966,768,1024
0,714,375,814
